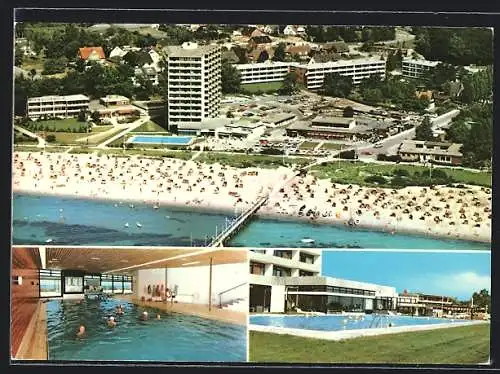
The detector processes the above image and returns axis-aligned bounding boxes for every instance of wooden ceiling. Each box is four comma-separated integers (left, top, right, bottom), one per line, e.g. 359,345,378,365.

41,247,247,275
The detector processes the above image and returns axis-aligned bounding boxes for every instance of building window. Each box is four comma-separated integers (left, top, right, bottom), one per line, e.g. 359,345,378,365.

40,269,62,297
299,270,314,276
65,276,83,293
101,274,114,294
250,262,265,275
274,250,292,259
273,266,291,277
299,253,315,264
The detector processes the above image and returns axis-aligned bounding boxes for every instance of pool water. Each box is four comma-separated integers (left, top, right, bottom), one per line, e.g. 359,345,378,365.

128,135,193,145
249,314,468,332
46,298,246,361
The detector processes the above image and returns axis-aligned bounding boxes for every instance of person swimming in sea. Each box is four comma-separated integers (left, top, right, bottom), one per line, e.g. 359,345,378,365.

76,325,86,338
107,316,117,328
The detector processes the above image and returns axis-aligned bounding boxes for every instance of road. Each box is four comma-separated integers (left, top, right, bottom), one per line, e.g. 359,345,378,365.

96,114,150,148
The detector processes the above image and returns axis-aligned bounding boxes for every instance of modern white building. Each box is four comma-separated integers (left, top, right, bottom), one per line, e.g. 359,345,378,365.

401,58,440,79
26,94,90,119
163,42,222,127
293,57,387,89
235,61,291,85
249,249,398,313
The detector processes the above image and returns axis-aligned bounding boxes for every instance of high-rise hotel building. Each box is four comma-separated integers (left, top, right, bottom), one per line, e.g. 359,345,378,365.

163,42,222,128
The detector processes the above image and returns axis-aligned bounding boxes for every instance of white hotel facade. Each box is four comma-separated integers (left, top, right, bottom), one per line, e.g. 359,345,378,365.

235,61,291,85
401,58,439,79
249,249,398,314
26,94,90,119
233,57,387,90
163,42,222,127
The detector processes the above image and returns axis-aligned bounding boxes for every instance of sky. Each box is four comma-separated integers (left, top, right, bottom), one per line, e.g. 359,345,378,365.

321,250,491,300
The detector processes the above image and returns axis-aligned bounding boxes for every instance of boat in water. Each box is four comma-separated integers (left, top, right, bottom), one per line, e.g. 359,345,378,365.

136,222,142,228
301,238,315,244
124,222,129,228
45,238,53,243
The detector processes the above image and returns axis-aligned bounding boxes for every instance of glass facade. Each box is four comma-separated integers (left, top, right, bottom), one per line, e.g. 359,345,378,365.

249,284,272,313
40,269,62,297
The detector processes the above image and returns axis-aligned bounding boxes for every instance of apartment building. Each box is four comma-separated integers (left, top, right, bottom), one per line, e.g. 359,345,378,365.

293,57,387,90
26,94,90,119
249,249,398,313
402,58,439,79
397,292,470,317
163,42,222,127
235,61,290,85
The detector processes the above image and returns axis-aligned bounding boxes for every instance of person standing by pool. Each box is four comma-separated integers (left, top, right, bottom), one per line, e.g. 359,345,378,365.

107,316,117,328
76,325,86,338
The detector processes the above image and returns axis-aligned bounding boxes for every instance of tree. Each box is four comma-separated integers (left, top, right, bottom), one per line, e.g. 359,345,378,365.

257,50,269,63
123,51,141,67
15,47,24,66
272,43,287,62
323,73,353,98
278,72,298,95
343,106,354,118
42,57,67,75
415,116,434,141
221,60,241,94
472,289,491,312
426,62,457,89
77,109,87,122
46,134,56,143
446,121,469,144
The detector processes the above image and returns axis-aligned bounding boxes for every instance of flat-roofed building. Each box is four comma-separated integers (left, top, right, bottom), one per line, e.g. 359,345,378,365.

249,249,398,313
164,42,222,128
398,140,463,165
397,291,471,317
292,57,387,90
26,94,90,119
402,58,440,79
235,61,290,85
261,112,297,128
99,95,130,107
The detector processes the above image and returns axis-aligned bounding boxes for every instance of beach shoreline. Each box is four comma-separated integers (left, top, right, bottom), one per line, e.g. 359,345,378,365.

12,151,491,245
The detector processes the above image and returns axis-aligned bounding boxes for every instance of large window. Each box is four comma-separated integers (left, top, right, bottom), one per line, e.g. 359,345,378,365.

123,276,133,294
273,266,291,277
84,274,100,293
299,253,315,264
64,276,83,293
250,262,265,275
101,274,114,294
40,269,61,297
113,275,124,294
274,250,292,259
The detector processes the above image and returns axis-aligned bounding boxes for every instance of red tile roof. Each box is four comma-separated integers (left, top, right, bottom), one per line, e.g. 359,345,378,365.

78,47,106,60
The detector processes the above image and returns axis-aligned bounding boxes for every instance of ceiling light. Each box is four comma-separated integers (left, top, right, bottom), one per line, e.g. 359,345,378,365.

91,257,100,260
181,261,200,266
49,258,59,262
120,260,129,263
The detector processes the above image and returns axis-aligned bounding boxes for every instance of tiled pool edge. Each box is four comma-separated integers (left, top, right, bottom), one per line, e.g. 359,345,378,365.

249,320,488,341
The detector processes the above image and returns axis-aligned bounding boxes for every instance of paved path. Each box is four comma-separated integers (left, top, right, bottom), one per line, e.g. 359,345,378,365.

14,126,46,147
96,115,150,149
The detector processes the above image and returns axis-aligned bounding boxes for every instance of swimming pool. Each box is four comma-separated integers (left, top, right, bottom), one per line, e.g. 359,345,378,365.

250,314,468,332
127,135,194,146
46,298,246,361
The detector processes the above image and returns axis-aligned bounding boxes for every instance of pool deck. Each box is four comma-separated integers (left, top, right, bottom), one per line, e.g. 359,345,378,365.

117,295,247,326
15,301,48,360
249,320,488,341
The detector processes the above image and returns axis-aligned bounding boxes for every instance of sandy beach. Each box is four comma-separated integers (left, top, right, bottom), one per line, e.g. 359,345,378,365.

12,151,491,243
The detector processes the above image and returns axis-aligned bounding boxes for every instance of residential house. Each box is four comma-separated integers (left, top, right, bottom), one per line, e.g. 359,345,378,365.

283,25,306,36
78,47,106,63
322,41,350,54
248,35,273,50
109,46,127,59
285,44,312,61
398,140,463,165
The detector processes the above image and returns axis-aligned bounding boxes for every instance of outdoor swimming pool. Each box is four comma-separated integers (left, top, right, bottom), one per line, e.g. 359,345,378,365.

127,135,194,145
46,298,246,361
250,314,468,332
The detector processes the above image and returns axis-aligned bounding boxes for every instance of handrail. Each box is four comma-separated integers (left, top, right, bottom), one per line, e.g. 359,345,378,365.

218,282,247,309
218,282,248,297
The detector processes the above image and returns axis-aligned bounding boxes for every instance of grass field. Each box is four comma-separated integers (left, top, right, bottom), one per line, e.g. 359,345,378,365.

249,324,490,364
299,141,319,150
30,118,89,132
241,81,282,93
197,153,312,169
312,161,492,187
131,120,167,133
321,142,344,150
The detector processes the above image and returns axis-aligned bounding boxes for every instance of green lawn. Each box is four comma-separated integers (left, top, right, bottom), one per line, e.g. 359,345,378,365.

311,161,492,187
299,141,319,150
45,132,86,144
29,118,89,132
197,153,312,169
250,324,490,364
241,81,282,93
131,120,167,133
321,142,344,150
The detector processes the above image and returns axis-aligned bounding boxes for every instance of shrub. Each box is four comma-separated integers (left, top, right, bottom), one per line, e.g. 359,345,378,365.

339,149,357,159
364,175,387,184
393,168,410,177
46,134,56,143
391,175,408,188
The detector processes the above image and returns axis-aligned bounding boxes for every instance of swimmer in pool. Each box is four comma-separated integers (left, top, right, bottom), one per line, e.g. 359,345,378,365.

107,316,117,328
140,311,149,321
156,314,161,320
116,305,124,315
76,325,86,338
